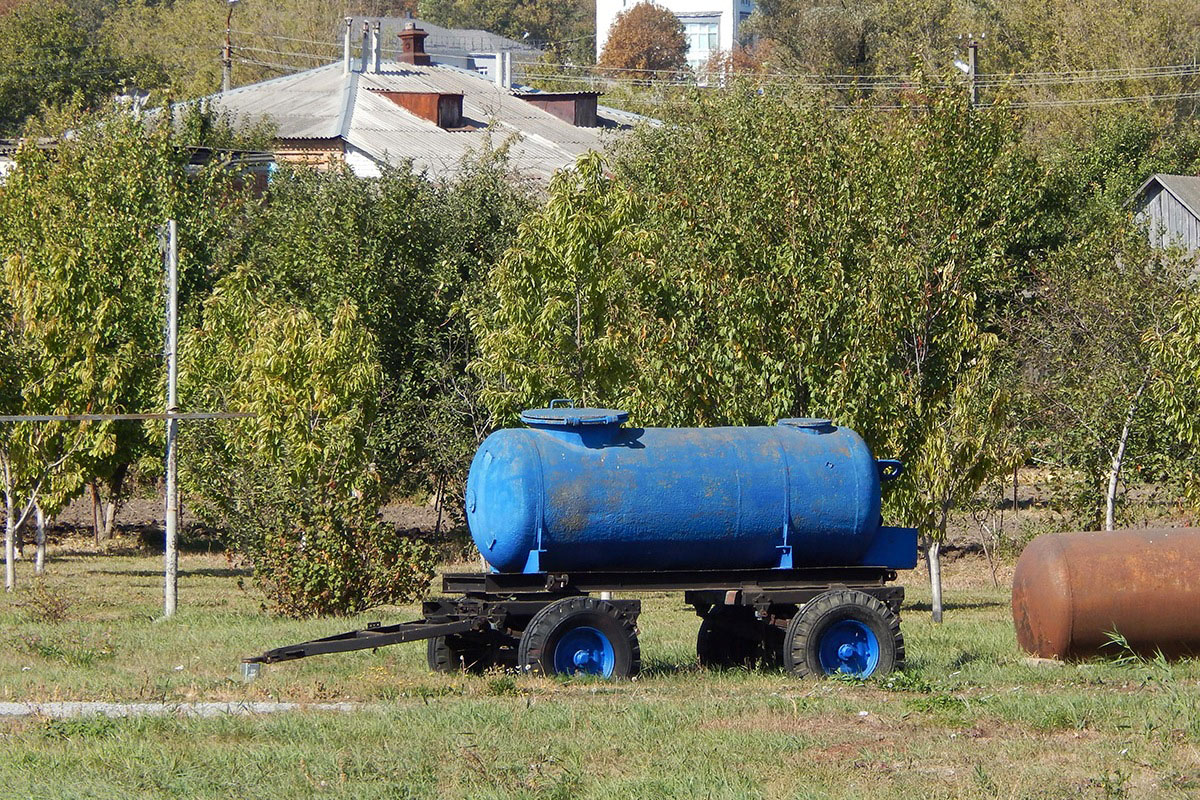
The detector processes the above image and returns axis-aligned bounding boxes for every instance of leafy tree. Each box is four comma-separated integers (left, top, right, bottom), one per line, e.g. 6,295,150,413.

744,0,1200,132
1009,112,1200,529
1153,291,1200,515
418,0,595,63
598,2,687,80
225,157,523,502
475,85,1051,620
0,1,137,135
0,110,247,552
182,278,434,617
471,153,649,418
1017,231,1192,531
102,0,426,99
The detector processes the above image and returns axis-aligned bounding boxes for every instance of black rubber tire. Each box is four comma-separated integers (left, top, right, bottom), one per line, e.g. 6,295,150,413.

426,635,494,674
783,589,904,679
517,597,640,679
696,606,784,670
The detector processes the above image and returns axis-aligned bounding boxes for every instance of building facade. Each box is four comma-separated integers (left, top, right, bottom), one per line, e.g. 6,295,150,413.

596,0,754,69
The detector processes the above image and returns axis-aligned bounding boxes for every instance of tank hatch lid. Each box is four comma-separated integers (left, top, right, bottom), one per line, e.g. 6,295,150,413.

520,407,629,427
777,417,834,431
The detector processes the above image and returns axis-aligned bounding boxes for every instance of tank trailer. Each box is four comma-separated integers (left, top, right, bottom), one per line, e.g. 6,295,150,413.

245,403,917,679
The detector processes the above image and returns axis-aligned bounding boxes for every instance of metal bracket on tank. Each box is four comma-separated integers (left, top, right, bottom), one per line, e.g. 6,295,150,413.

776,523,793,569
523,523,546,573
523,549,546,573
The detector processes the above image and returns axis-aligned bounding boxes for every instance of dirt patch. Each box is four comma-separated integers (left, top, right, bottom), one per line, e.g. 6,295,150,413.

28,495,464,559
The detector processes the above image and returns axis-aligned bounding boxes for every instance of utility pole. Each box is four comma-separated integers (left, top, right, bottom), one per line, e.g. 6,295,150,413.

968,38,980,107
163,220,179,618
222,0,240,93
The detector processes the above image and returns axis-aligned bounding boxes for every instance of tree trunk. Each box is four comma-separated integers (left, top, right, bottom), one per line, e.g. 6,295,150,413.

926,540,943,623
34,502,45,576
90,481,104,544
13,514,23,560
5,490,15,592
1105,378,1148,532
101,463,128,541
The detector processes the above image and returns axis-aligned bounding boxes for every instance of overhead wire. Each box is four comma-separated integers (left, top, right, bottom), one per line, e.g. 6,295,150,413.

213,39,1200,111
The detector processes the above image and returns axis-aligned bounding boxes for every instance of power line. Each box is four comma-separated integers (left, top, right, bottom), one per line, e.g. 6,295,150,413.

216,40,1200,110
0,412,252,423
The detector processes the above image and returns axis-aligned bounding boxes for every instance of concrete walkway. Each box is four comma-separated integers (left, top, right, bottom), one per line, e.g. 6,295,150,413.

0,701,367,719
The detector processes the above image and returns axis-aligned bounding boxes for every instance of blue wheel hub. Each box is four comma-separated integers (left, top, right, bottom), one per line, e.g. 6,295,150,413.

553,626,615,677
817,620,880,677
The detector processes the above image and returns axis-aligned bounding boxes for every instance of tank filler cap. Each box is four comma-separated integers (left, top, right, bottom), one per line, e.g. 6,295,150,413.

520,405,629,428
777,417,834,433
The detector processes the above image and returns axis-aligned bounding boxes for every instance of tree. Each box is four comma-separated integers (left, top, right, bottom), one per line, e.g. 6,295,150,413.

1153,291,1200,516
226,153,529,527
418,0,595,63
0,291,80,591
0,109,247,558
181,277,435,617
1018,234,1192,531
1010,112,1200,530
472,153,650,420
598,2,687,80
475,84,1051,620
0,1,139,135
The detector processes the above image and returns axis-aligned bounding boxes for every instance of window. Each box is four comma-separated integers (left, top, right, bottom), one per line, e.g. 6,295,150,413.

682,21,719,68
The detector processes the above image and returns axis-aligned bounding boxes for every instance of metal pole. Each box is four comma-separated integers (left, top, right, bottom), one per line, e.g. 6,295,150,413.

222,4,234,92
164,220,179,618
968,39,979,107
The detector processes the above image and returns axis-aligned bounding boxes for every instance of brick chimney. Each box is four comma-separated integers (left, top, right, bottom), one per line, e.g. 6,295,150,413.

397,22,431,66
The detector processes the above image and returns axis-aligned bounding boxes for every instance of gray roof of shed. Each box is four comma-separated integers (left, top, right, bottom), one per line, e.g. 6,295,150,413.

1130,173,1200,220
200,61,646,181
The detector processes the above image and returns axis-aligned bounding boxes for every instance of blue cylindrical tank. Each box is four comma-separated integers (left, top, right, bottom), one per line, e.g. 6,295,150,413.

465,406,917,574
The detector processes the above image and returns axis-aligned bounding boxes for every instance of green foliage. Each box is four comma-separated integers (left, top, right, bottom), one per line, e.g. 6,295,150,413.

476,85,1047,546
1152,290,1200,513
180,154,528,614
228,155,529,512
0,1,144,135
1013,112,1200,525
182,283,435,617
0,110,245,517
472,152,649,419
418,0,595,63
102,1,415,98
749,0,1200,84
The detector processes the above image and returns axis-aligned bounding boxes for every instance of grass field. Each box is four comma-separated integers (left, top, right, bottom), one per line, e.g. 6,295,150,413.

3,538,1199,799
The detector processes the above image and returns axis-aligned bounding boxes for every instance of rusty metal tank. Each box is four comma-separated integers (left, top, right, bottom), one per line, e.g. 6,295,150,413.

1012,528,1200,660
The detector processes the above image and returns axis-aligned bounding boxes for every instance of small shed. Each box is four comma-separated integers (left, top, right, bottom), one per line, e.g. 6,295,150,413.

1128,173,1200,254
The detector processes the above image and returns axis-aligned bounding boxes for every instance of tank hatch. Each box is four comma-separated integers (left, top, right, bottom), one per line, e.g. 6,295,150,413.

521,406,629,427
777,418,835,433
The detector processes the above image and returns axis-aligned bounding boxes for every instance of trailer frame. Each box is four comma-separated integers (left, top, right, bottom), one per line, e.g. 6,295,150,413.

244,566,905,674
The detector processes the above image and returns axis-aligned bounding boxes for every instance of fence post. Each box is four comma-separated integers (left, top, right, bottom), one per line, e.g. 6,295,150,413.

163,220,179,618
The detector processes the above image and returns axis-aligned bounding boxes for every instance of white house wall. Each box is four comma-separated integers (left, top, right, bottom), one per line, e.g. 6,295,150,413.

344,143,383,178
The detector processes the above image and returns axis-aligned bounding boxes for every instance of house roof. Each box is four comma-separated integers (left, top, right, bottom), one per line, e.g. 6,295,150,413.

1129,173,1200,220
364,17,543,59
200,61,648,181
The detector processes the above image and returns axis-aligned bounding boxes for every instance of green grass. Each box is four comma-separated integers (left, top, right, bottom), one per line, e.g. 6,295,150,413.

3,540,1200,798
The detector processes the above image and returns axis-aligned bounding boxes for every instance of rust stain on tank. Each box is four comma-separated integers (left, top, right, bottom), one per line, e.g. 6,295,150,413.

1012,528,1200,660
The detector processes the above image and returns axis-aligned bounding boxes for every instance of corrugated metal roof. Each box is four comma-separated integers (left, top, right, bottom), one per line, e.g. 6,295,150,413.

205,61,648,181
